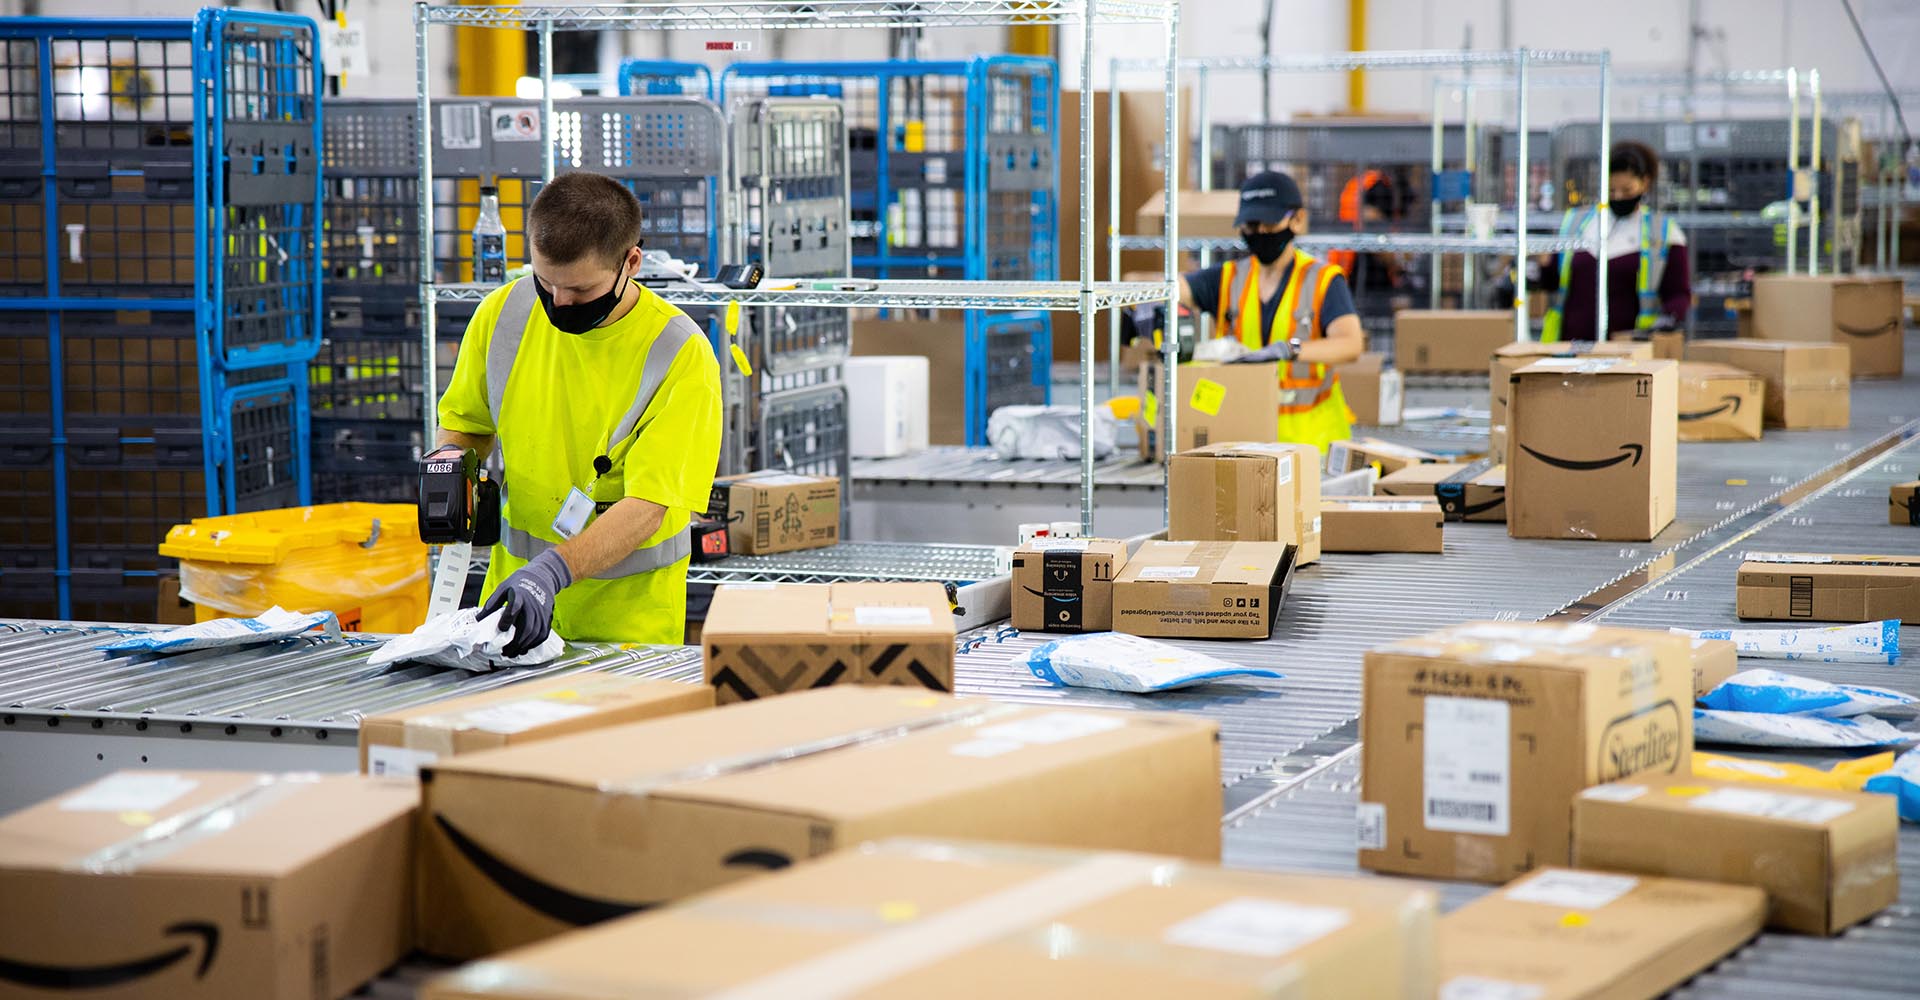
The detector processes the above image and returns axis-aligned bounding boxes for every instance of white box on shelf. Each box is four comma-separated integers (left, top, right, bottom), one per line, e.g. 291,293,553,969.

846,355,930,458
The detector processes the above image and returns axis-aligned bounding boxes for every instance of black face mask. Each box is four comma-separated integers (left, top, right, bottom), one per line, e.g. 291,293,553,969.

1612,195,1642,218
1242,228,1293,265
533,266,629,334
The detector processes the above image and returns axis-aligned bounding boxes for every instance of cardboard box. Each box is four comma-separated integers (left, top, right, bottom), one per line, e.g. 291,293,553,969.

0,771,414,999
1676,362,1765,442
157,571,195,625
1358,622,1695,883
415,687,1222,958
1378,460,1507,522
1011,537,1129,632
1142,361,1281,457
1752,273,1905,377
1688,637,1739,698
852,318,967,445
1684,339,1850,430
358,674,713,777
421,838,1440,1000
1321,497,1445,553
1326,436,1444,477
1438,867,1766,1000
1489,340,1655,428
1490,423,1508,465
845,355,930,458
702,582,956,704
1135,188,1244,239
1111,540,1294,639
1891,481,1919,526
1395,309,1516,373
1335,352,1404,426
707,471,840,556
1735,554,1920,623
1508,358,1678,542
1651,329,1686,360
1277,441,1324,566
1573,775,1899,936
1168,443,1300,546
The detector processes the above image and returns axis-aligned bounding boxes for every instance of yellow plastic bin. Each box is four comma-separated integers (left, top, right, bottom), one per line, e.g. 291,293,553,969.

160,503,429,633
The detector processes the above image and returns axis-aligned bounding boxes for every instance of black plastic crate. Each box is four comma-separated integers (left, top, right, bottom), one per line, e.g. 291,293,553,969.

60,309,202,425
311,336,425,421
313,470,416,506
0,565,60,621
226,382,303,512
310,416,420,476
0,312,51,430
0,443,54,556
68,548,172,626
65,464,204,553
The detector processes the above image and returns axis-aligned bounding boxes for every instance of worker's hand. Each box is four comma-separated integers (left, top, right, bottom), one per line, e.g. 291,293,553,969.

479,548,572,656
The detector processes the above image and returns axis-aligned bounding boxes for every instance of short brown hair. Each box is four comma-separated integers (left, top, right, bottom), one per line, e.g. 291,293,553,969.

1610,141,1659,181
528,171,642,266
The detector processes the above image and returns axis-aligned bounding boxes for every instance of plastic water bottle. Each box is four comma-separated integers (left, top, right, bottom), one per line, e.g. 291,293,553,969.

472,185,507,284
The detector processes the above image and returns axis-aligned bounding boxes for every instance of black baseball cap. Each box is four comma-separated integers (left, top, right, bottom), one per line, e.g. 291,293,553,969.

1235,170,1304,228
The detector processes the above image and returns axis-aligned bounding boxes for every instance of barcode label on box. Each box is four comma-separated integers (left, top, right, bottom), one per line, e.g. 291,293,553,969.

1162,899,1350,958
459,699,597,735
853,606,933,627
1579,783,1649,803
1505,870,1639,910
1356,802,1386,851
1138,566,1201,580
440,104,482,150
1690,787,1855,824
1424,696,1510,836
1441,976,1548,1000
368,745,439,779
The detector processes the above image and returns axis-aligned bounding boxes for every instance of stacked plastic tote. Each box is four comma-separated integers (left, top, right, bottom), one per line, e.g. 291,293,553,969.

0,11,321,620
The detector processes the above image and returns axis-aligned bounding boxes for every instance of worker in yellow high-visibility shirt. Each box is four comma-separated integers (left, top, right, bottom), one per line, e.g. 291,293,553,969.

1177,171,1366,453
435,172,723,651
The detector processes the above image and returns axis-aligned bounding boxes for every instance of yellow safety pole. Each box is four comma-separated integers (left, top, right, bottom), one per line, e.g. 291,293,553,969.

1347,0,1366,111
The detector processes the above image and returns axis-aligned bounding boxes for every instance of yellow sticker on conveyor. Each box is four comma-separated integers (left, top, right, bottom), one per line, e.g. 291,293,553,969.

1189,378,1226,416
1726,479,1748,486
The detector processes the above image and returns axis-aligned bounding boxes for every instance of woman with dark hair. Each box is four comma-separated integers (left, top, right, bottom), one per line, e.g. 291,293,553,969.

1538,140,1691,341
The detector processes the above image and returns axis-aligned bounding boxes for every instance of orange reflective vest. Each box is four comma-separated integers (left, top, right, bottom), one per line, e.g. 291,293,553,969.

1217,249,1343,416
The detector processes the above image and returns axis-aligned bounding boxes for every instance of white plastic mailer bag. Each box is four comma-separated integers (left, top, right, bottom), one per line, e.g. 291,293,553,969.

988,405,1117,461
1693,708,1914,749
1023,632,1282,693
98,607,340,655
367,607,565,672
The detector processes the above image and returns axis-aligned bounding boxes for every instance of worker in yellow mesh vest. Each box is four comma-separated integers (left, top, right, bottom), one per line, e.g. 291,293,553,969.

436,172,723,651
1177,171,1366,452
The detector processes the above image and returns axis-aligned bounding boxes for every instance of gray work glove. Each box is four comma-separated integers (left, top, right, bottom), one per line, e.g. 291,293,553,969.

479,548,572,657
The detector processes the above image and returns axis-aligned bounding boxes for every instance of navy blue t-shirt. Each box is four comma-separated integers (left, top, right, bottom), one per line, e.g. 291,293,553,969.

1185,256,1357,346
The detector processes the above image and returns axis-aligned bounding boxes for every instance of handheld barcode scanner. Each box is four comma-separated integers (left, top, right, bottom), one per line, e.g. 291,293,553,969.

418,444,501,618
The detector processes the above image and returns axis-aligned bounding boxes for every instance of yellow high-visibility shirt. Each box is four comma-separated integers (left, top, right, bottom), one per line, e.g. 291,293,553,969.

438,281,722,645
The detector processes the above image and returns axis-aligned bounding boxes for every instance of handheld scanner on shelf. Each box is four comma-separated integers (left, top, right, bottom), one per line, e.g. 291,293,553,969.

418,444,501,547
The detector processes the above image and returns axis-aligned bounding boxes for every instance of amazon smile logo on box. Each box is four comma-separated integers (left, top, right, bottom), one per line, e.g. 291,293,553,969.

1678,395,1741,422
0,922,217,990
1518,442,1643,471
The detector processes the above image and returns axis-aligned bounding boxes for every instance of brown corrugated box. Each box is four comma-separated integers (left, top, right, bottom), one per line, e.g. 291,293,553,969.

1651,329,1686,360
852,318,968,445
1327,436,1444,476
1752,273,1905,377
1735,554,1920,623
1676,362,1765,442
415,687,1222,959
1011,538,1129,633
1321,497,1444,553
1688,637,1739,698
708,471,841,555
422,839,1440,1000
1891,481,1919,526
1438,867,1765,1000
1490,424,1508,465
1378,461,1507,523
1280,440,1325,567
1489,340,1655,428
1135,189,1244,239
1573,774,1899,936
1684,339,1850,429
702,582,956,704
1335,352,1403,426
1358,623,1694,883
1394,309,1516,373
1168,443,1300,548
0,771,413,1000
1508,358,1678,542
1142,361,1281,457
1111,540,1294,639
358,673,713,777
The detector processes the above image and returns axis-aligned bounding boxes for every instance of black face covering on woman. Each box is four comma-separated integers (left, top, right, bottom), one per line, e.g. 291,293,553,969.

1242,228,1293,265
1612,195,1642,219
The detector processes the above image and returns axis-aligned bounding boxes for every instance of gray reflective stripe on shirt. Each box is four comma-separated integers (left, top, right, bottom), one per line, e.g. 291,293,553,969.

483,277,700,581
502,523,693,576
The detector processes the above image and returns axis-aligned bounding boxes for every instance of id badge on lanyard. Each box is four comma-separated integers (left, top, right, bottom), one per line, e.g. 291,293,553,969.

552,442,615,540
